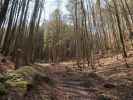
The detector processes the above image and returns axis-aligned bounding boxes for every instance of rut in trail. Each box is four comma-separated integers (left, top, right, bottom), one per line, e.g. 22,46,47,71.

22,67,112,100
23,65,100,100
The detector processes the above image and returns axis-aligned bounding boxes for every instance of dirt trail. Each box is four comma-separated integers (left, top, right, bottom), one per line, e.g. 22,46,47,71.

36,55,133,100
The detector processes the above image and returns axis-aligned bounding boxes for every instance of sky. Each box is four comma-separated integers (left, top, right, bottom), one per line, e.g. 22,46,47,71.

44,0,68,20
43,0,99,20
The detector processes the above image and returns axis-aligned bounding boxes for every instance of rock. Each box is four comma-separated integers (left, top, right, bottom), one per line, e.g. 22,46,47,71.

0,58,15,73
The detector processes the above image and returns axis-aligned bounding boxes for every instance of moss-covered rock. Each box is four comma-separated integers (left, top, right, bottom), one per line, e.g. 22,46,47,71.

0,65,55,98
0,71,29,96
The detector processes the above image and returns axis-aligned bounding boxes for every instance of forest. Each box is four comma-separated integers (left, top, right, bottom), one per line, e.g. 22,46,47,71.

0,0,133,100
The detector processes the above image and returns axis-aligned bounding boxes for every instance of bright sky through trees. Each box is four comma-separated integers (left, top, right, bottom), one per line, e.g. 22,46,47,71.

45,0,68,20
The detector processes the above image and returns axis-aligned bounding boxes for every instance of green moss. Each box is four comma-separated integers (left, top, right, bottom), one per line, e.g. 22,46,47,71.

6,80,28,88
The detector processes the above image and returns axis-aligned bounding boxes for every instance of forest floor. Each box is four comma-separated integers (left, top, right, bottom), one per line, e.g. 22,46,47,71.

34,51,133,100
1,51,133,100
